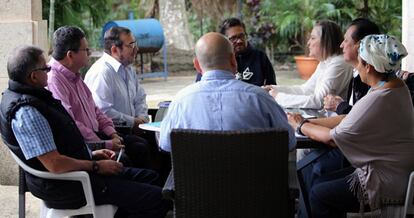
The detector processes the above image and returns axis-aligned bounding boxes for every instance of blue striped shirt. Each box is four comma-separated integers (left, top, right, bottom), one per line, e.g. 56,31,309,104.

11,106,57,160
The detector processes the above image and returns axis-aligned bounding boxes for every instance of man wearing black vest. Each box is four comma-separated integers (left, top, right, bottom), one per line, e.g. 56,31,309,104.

0,45,170,217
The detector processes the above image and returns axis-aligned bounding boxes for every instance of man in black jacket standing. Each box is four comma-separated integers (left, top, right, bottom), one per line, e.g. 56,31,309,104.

196,17,276,86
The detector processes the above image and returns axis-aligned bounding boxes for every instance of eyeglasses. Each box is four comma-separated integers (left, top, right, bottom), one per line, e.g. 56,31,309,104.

124,41,138,49
227,33,247,42
31,66,51,73
77,48,91,55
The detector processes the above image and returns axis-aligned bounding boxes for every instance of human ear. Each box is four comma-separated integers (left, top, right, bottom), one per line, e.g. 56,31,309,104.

27,72,36,82
110,45,119,56
66,50,74,59
366,64,375,74
27,71,42,86
193,58,202,74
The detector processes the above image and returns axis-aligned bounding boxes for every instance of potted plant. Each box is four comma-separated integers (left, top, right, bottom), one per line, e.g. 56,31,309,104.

275,0,320,79
294,56,319,80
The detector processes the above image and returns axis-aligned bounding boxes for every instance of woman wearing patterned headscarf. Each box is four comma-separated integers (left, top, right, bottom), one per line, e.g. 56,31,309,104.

288,34,414,217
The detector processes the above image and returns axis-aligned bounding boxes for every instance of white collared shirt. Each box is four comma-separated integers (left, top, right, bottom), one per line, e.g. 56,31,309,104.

348,69,360,106
273,55,353,109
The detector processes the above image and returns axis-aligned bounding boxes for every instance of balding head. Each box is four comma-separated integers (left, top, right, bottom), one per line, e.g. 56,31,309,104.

194,32,236,73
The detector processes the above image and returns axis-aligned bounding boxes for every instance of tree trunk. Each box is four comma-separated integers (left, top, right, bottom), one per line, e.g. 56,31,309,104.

159,0,194,51
145,0,159,18
48,0,55,47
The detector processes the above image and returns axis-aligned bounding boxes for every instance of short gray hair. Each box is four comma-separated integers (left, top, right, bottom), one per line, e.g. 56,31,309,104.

7,45,44,83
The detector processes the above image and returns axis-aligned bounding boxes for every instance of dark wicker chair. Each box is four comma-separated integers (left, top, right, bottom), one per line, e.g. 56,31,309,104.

170,128,289,218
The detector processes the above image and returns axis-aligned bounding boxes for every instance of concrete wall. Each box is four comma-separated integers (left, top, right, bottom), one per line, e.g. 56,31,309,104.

0,0,48,185
402,0,414,72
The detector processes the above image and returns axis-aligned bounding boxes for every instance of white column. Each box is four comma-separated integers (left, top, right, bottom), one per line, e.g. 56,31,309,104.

402,0,414,71
0,0,48,185
0,0,48,81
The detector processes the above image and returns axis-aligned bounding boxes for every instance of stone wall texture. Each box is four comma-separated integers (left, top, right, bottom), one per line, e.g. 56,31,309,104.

0,0,47,185
0,0,42,21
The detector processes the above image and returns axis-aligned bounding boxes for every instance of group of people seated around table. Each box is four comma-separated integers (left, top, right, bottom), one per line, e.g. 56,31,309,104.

1,14,414,218
1,26,171,217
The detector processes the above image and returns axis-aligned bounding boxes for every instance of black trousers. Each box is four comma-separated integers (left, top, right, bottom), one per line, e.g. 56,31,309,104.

91,167,172,218
122,133,151,168
298,148,352,218
309,167,360,218
135,130,172,185
97,131,151,169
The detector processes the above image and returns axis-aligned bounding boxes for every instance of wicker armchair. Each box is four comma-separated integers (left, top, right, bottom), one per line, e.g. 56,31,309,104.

170,128,289,218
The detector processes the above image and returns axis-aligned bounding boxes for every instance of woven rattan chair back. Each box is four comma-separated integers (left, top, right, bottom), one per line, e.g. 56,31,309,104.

171,128,289,218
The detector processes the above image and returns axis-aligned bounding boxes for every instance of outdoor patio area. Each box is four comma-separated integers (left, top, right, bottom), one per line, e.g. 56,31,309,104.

0,70,305,218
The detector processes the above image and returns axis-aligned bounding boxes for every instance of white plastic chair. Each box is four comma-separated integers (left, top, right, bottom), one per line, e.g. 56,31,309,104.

9,151,117,218
403,171,414,217
347,171,414,218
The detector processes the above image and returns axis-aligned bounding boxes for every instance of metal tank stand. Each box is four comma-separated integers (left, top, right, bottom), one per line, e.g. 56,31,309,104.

137,44,168,81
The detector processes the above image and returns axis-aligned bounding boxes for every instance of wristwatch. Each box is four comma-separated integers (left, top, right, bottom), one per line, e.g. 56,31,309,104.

92,160,99,173
296,119,310,136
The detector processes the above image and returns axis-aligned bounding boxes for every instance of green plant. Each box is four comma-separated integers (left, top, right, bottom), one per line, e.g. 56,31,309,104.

353,0,402,39
42,0,111,48
42,0,154,49
187,10,216,40
262,0,354,55
244,0,276,49
258,0,402,55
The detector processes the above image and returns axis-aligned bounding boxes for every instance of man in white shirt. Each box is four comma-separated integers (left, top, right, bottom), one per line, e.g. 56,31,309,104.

85,27,149,133
85,27,171,180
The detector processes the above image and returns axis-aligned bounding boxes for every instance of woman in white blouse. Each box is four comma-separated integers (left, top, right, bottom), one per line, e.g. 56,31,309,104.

267,20,353,109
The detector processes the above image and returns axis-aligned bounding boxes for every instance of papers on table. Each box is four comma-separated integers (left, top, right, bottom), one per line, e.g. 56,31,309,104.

285,108,337,118
139,121,161,132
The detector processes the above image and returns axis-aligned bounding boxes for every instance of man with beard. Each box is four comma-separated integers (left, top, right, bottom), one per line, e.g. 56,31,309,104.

160,32,295,152
48,26,151,169
85,27,149,133
196,17,276,86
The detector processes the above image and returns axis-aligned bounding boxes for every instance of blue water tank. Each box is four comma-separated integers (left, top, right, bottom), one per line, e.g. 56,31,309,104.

102,19,165,53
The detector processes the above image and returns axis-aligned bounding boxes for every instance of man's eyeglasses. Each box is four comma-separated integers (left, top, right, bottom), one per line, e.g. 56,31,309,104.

227,33,247,42
77,48,91,55
124,41,138,49
31,66,51,73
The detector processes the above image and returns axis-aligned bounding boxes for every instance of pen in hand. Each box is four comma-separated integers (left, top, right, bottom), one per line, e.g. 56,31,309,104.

116,148,124,162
